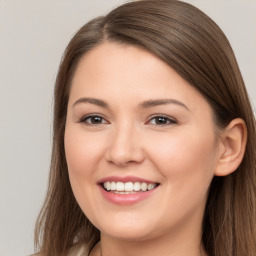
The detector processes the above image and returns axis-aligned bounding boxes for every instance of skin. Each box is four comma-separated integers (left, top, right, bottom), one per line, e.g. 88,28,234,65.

64,42,244,256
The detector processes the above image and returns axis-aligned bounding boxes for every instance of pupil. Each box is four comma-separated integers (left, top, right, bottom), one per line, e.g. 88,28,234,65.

156,117,167,124
92,116,102,124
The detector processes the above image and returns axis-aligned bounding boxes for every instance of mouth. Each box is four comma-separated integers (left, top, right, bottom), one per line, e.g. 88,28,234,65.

97,176,160,205
100,181,160,194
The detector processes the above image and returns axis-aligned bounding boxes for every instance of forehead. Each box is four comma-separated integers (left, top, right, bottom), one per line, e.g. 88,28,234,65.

69,42,211,113
72,42,174,89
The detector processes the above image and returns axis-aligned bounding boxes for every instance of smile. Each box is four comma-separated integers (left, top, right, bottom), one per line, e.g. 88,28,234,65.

102,181,158,193
98,176,160,205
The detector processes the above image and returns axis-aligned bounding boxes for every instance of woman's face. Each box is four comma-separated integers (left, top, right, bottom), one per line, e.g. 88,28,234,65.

65,42,221,242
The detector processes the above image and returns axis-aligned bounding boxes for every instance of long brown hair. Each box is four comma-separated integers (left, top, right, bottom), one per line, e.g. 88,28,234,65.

35,1,256,255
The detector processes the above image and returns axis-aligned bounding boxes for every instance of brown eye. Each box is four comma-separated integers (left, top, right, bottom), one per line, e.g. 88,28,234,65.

81,115,108,125
148,116,176,126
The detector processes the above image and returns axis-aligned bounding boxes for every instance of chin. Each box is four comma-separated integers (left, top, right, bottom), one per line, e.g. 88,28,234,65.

103,228,154,242
96,216,158,241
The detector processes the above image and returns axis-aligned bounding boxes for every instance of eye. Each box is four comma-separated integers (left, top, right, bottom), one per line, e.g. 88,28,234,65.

80,115,109,125
147,115,177,126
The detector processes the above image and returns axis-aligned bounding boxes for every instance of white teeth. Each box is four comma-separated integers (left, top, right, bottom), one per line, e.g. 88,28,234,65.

110,181,116,190
141,182,147,191
104,181,111,191
116,182,125,191
147,183,156,190
133,182,141,192
124,182,133,192
102,181,158,192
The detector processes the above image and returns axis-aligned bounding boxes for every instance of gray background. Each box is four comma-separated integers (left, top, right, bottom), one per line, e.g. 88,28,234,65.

0,0,255,255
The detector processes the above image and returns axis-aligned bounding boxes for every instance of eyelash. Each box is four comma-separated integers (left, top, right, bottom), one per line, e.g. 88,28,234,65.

147,115,177,126
79,114,109,125
79,114,177,126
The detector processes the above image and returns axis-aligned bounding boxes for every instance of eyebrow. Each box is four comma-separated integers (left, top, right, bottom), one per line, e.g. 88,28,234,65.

72,97,109,108
139,99,190,111
72,97,189,111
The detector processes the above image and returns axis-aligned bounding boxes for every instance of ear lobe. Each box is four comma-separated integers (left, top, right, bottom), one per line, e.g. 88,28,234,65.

214,118,247,176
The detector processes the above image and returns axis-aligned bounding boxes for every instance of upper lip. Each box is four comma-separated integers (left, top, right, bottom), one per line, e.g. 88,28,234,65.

97,176,159,184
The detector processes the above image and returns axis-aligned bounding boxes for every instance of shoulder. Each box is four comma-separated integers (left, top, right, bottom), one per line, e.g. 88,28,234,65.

30,243,89,256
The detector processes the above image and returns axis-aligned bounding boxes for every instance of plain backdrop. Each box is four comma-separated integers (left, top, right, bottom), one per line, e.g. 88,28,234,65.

0,0,255,255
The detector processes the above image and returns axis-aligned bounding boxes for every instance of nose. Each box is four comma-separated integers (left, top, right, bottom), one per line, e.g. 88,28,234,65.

105,124,145,167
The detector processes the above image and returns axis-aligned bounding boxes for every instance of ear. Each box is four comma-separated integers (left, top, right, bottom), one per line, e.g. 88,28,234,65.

214,118,247,176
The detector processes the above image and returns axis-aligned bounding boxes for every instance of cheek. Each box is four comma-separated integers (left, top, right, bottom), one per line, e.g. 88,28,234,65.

64,127,106,178
64,126,106,209
64,126,106,220
144,129,217,228
147,128,216,193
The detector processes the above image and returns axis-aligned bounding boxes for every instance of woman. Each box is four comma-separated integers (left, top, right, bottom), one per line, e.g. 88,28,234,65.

34,0,256,255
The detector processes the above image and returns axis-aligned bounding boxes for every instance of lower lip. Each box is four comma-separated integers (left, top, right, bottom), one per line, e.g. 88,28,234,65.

99,185,158,205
